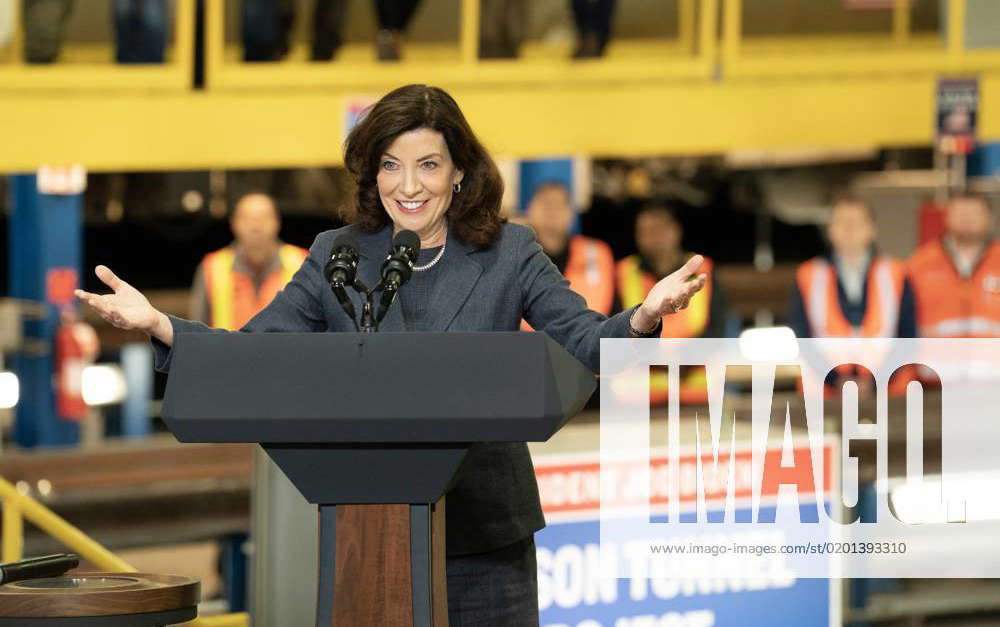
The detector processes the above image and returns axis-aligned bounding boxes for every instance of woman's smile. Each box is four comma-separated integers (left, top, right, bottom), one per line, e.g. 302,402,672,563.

396,199,429,214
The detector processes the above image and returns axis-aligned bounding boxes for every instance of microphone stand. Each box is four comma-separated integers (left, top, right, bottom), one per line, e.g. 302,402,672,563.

348,278,384,333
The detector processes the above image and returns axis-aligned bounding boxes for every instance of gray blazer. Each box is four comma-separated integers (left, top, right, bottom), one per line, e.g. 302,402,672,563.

154,222,639,555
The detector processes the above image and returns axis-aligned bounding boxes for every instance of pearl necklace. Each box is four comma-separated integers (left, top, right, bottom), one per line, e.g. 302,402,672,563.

413,239,446,272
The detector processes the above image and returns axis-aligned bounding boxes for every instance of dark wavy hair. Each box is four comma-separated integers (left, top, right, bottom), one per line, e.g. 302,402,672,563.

343,84,505,248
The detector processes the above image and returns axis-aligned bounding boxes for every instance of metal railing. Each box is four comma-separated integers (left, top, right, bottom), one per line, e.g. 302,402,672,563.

0,0,195,90
721,0,1000,77
0,475,248,627
2,0,996,91
202,0,718,89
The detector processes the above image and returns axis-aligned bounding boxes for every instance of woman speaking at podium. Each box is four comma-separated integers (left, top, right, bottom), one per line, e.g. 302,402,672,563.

76,84,705,625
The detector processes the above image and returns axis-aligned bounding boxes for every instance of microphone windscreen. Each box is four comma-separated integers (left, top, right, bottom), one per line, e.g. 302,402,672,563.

392,230,421,256
331,231,360,255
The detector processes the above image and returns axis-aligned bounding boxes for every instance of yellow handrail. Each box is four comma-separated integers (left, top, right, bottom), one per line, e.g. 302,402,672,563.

0,476,248,627
0,476,134,571
1,496,22,563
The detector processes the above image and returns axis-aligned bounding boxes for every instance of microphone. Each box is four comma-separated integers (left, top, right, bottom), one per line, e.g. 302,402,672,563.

324,232,360,326
378,230,421,320
0,553,79,585
324,232,360,288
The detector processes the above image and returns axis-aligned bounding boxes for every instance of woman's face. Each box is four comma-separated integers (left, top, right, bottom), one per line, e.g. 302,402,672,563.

376,127,464,247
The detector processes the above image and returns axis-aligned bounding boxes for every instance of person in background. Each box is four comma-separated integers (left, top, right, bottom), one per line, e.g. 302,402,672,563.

615,203,728,404
242,0,421,62
570,0,616,58
522,182,615,327
189,192,309,330
23,0,72,63
789,197,916,340
113,0,166,63
788,197,916,396
908,193,1000,338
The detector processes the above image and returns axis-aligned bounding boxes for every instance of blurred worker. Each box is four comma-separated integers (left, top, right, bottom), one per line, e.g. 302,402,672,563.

23,0,72,63
908,194,1000,338
789,198,915,396
615,203,728,404
522,182,615,330
242,0,422,62
571,0,616,58
113,0,166,63
789,198,916,339
189,193,309,330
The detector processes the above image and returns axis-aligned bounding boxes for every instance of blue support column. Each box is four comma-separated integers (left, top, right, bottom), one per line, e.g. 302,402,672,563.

221,532,249,612
8,174,82,448
120,343,153,438
969,143,1000,177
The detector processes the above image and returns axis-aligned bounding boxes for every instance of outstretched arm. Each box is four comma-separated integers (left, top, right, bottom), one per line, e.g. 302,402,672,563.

521,231,707,371
75,265,174,346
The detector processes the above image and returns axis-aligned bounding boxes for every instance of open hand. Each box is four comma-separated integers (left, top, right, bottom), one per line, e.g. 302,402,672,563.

631,255,708,331
75,266,166,337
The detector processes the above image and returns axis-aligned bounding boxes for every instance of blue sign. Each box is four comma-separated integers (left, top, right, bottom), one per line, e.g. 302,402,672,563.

536,505,834,627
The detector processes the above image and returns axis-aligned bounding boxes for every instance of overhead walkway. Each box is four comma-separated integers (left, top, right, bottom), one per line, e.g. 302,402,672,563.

0,0,998,172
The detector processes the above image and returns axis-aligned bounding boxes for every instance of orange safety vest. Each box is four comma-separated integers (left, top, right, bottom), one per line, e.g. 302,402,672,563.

796,256,905,338
521,235,615,331
797,255,909,397
615,254,714,405
202,244,309,330
907,239,1000,338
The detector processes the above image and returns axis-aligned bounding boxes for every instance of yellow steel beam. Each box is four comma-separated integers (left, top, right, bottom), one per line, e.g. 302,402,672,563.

9,0,24,64
204,0,226,88
722,0,741,61
678,0,696,57
700,0,718,64
726,48,1000,78
460,0,480,65
203,53,710,90
4,73,999,173
948,0,966,58
174,0,196,71
893,0,912,45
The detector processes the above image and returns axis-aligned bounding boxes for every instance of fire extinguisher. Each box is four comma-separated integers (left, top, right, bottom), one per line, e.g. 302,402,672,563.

55,320,88,421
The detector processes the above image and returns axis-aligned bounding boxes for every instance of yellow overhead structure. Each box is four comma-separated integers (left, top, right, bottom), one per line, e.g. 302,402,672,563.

0,0,998,173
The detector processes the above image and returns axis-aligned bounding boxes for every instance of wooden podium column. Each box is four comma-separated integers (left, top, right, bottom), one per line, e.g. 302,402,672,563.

317,499,448,626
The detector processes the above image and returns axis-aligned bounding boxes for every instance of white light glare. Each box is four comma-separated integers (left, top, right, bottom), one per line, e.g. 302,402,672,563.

738,326,799,361
0,371,18,409
82,364,127,406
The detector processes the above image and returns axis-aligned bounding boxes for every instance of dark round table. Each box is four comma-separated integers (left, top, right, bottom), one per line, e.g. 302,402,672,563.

0,573,200,626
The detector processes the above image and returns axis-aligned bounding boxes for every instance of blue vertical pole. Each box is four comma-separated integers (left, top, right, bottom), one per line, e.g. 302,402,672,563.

120,343,153,438
8,174,82,448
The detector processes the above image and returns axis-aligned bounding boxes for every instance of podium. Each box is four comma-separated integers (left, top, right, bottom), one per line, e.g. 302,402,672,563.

161,332,595,627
